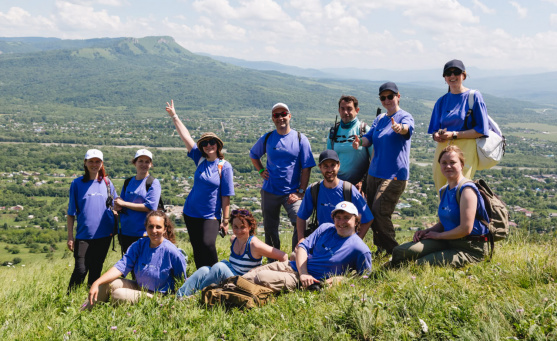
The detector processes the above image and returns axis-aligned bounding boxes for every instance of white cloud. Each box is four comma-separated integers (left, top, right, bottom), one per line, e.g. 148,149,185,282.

472,0,495,14
0,7,56,34
543,0,557,5
551,13,557,26
55,0,122,31
510,1,527,18
63,0,128,6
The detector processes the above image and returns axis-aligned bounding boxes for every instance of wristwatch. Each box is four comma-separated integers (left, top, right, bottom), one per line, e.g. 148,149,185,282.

452,131,457,140
297,188,305,194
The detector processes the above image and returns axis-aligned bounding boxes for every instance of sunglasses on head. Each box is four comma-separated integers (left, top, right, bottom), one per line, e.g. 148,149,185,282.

272,111,289,118
231,209,252,217
379,94,396,101
443,68,463,77
199,139,217,148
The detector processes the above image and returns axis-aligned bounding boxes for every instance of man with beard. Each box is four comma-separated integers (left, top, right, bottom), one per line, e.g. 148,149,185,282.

295,150,373,245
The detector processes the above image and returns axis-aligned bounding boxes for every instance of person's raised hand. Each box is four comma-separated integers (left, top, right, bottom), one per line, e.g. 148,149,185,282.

352,135,361,149
391,117,402,134
165,100,177,117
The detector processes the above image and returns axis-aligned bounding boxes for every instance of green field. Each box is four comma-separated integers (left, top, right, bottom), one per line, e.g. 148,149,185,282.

1,230,556,340
506,123,557,143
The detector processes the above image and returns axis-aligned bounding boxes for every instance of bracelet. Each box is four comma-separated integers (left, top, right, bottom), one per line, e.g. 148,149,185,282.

258,168,265,174
223,217,230,220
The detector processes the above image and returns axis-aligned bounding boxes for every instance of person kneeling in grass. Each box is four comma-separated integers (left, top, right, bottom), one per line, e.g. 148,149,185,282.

176,209,287,298
243,201,372,292
82,211,186,309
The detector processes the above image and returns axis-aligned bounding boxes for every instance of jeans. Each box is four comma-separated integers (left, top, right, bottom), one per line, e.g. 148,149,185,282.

176,260,239,297
260,189,301,253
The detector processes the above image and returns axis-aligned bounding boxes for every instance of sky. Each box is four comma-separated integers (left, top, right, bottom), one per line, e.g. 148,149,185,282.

1,0,557,71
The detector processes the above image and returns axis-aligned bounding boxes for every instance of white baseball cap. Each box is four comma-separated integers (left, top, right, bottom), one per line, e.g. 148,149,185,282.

331,201,359,217
271,102,290,113
84,149,103,161
134,149,153,160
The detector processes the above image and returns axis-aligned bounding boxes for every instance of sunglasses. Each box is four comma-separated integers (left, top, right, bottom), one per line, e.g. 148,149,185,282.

231,209,252,217
443,68,463,77
272,111,289,118
379,94,396,101
199,139,217,148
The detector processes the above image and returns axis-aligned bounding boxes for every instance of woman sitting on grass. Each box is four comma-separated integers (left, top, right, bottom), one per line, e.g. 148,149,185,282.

176,209,287,297
82,211,187,309
391,145,490,268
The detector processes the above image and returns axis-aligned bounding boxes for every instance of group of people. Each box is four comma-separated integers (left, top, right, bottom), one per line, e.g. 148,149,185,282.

67,59,494,308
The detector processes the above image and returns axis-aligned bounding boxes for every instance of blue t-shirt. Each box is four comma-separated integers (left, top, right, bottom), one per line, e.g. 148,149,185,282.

297,180,373,225
249,129,316,195
115,238,187,293
290,223,372,280
364,110,414,180
183,145,235,219
67,176,117,240
119,176,162,237
326,118,371,184
438,182,490,236
428,90,489,135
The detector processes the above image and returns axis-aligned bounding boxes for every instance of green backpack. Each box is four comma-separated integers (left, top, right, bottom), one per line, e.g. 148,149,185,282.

201,276,275,309
441,178,509,258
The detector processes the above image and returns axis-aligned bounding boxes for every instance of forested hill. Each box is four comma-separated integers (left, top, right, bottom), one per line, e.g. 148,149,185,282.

0,36,545,124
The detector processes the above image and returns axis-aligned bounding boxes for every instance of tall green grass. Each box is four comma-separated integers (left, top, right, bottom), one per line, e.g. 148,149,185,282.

1,231,555,340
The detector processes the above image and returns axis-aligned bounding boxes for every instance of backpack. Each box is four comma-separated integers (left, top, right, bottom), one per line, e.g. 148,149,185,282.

122,175,165,211
305,180,352,237
201,275,275,309
441,178,509,259
465,90,506,170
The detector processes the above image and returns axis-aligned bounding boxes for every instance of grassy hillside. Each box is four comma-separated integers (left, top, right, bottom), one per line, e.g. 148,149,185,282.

0,230,555,340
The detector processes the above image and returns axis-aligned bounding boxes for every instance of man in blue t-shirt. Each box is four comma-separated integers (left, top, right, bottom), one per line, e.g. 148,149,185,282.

243,201,372,292
296,150,373,245
327,95,371,190
250,103,316,253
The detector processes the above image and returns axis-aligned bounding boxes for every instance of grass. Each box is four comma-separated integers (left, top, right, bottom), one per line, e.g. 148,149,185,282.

1,230,556,340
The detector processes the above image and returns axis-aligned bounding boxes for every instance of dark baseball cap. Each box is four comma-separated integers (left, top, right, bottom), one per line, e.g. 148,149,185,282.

378,82,398,95
443,59,465,72
319,150,339,165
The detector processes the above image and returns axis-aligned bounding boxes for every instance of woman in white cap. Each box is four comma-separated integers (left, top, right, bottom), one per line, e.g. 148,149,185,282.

114,149,162,255
428,59,490,190
165,100,235,269
67,149,118,292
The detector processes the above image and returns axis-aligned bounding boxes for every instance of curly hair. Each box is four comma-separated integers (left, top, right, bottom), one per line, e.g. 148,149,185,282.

231,211,258,236
145,210,177,244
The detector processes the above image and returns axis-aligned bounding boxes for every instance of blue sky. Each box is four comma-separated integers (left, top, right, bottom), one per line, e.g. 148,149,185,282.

1,0,557,71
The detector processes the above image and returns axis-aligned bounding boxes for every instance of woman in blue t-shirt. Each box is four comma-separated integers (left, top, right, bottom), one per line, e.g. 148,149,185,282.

428,59,490,190
67,149,117,292
391,145,490,268
82,211,187,309
177,209,287,297
352,82,414,255
114,149,161,255
165,100,235,269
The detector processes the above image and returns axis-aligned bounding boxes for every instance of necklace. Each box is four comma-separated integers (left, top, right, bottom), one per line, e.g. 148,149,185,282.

234,237,248,255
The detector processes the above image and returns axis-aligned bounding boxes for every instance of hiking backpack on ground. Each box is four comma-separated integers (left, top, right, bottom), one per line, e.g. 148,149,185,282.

201,275,275,309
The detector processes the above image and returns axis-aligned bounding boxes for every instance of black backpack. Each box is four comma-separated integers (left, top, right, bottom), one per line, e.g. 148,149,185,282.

328,119,368,151
122,175,165,212
305,180,352,237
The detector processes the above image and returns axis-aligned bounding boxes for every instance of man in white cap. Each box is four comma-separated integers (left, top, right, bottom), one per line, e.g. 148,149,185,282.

243,201,372,292
250,103,316,253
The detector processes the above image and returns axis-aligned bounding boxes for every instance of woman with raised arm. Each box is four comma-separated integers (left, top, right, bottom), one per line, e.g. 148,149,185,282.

165,99,235,269
67,149,117,292
352,82,414,256
391,145,490,267
177,209,287,297
82,211,186,309
428,59,490,190
114,149,162,255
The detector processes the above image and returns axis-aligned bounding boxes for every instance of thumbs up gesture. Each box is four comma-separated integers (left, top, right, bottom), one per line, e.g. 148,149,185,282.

352,135,361,150
391,117,403,134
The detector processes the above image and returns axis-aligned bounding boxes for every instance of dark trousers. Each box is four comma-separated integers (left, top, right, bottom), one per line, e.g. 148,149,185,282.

67,236,112,292
183,214,219,269
366,175,407,254
118,234,144,256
